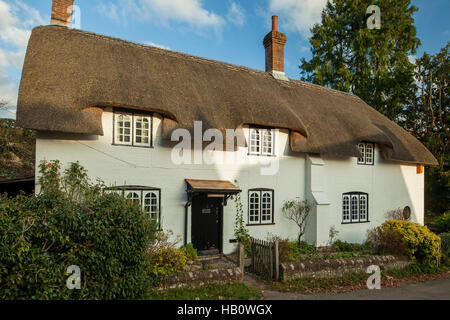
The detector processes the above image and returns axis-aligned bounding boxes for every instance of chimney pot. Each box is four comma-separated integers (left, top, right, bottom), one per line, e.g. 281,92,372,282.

272,15,278,32
51,0,74,27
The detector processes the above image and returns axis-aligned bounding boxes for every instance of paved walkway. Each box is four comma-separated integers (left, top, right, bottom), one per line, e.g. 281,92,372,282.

244,275,450,300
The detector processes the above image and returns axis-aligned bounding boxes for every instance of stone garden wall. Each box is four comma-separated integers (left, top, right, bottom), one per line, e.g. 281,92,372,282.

160,267,243,289
280,255,410,281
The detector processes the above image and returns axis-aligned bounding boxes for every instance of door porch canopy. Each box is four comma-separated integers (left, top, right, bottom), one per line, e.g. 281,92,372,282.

185,179,241,204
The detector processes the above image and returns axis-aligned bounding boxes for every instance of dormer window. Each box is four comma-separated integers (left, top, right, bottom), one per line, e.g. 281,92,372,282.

249,127,274,156
113,109,152,147
357,142,374,165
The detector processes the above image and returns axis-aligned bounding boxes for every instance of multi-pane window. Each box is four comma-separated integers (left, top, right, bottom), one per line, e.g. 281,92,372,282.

115,114,132,144
249,192,260,223
143,191,159,223
248,189,274,225
249,128,274,156
357,142,374,165
114,111,152,147
105,187,161,228
342,195,351,223
342,192,369,223
134,116,151,146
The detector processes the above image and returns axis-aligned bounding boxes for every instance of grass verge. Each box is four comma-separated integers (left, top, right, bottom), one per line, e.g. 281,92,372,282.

148,282,263,300
270,264,450,294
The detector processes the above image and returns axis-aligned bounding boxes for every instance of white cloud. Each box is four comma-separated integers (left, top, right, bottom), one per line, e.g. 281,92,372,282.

0,0,45,117
227,2,245,27
268,0,327,37
139,0,224,28
104,0,224,30
144,41,170,50
98,3,125,23
0,69,18,118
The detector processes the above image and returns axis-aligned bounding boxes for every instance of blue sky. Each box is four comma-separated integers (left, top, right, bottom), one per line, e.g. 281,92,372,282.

0,0,449,118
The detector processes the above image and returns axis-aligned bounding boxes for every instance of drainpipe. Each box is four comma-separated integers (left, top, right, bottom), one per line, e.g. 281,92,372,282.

184,201,191,246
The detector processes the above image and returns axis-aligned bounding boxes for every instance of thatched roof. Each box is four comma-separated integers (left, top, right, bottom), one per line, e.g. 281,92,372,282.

16,26,437,165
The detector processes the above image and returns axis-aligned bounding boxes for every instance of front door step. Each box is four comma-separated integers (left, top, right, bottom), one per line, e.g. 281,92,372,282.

198,252,222,263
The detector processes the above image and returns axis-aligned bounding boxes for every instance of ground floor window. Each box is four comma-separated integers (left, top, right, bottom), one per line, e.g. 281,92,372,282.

342,192,368,223
248,189,274,225
104,186,161,228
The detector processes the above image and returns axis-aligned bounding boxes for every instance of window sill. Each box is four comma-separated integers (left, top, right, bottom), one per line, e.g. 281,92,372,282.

341,220,370,225
112,143,153,149
248,153,276,157
246,223,276,226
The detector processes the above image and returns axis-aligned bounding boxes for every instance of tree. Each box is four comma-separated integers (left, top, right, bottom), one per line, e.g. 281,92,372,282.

402,44,449,216
300,0,420,120
282,199,312,246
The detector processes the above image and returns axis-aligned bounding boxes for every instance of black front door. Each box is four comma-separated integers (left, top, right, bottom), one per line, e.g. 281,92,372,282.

191,194,222,254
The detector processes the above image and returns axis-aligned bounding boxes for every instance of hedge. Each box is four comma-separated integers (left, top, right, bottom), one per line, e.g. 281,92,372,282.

0,161,157,299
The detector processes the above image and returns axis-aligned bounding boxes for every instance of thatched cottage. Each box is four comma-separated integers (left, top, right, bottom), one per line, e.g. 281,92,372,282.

16,0,437,254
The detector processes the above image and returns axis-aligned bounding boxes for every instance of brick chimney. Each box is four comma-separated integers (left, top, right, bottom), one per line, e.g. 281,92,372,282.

263,16,288,80
51,0,74,27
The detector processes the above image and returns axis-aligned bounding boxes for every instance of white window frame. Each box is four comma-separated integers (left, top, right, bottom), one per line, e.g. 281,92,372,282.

143,191,160,224
126,190,141,206
248,191,260,224
357,142,374,165
114,113,133,145
342,192,369,223
365,144,374,165
359,194,368,222
133,115,152,147
249,128,274,156
248,189,274,225
342,195,351,223
113,110,153,147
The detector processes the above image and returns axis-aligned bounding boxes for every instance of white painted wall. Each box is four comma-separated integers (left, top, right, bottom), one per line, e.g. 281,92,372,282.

35,108,424,253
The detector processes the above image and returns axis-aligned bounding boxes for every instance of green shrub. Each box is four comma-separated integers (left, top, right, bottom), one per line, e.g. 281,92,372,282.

367,225,410,258
439,232,450,266
266,236,316,263
0,161,157,300
381,220,441,265
331,240,376,254
433,212,450,234
296,241,316,255
146,248,187,277
180,243,198,262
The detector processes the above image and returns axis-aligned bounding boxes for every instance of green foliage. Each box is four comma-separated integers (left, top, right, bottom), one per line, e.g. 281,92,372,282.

0,160,157,299
331,240,375,254
0,118,35,178
179,243,199,262
382,220,441,265
270,236,316,263
232,191,251,256
439,232,450,266
432,212,450,234
145,230,188,280
300,0,420,120
147,282,263,300
146,248,187,277
387,263,442,278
